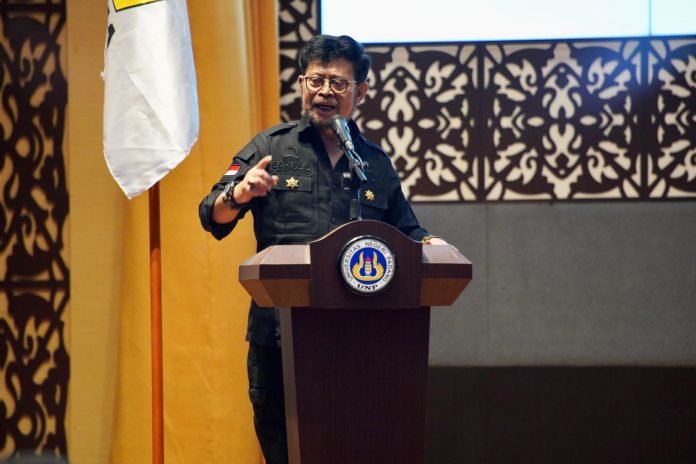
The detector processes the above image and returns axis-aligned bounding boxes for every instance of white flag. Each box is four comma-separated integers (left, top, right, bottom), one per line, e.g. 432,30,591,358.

103,0,199,199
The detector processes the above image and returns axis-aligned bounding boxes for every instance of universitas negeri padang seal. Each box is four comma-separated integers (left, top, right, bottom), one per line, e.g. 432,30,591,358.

339,236,396,294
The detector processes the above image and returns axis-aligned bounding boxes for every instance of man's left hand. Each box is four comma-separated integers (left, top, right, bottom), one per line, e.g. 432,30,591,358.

423,237,448,245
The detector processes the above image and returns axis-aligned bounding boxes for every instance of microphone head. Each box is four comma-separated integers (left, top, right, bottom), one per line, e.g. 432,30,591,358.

330,115,355,151
330,114,346,131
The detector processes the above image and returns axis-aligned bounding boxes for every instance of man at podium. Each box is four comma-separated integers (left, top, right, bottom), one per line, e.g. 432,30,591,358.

199,34,446,464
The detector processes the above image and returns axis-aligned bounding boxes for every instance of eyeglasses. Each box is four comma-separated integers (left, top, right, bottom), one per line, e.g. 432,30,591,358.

300,75,358,94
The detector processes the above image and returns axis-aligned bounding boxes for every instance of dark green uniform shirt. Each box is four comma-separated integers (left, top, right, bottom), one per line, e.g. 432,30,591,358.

199,114,429,346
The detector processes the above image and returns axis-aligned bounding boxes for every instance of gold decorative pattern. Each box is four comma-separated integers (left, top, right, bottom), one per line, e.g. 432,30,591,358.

0,1,69,460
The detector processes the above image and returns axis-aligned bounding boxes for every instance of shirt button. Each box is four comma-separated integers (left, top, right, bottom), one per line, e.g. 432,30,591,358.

331,217,337,224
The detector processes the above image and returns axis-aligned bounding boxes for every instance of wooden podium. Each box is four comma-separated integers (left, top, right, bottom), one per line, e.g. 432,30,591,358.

239,220,472,464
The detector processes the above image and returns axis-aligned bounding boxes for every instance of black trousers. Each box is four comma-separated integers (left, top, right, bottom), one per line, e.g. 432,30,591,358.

247,343,288,464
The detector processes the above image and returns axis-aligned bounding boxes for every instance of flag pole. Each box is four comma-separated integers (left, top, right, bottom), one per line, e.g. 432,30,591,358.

104,1,197,458
149,182,164,464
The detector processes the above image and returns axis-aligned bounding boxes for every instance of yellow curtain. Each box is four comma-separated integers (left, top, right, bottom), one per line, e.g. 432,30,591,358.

110,1,279,462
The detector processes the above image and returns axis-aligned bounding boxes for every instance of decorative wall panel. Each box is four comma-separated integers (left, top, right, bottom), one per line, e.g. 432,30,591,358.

646,40,696,198
0,0,69,460
278,0,696,201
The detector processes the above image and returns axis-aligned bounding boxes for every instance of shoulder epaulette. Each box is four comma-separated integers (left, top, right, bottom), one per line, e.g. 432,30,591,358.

262,120,298,137
360,135,390,158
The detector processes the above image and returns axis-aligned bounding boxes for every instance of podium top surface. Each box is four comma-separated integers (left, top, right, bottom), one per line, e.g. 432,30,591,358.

239,220,472,308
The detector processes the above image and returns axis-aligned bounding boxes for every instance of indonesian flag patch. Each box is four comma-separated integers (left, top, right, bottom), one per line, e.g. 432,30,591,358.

225,163,241,176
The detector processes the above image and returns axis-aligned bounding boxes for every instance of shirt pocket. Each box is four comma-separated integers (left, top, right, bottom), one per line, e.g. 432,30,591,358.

360,179,387,220
272,174,314,223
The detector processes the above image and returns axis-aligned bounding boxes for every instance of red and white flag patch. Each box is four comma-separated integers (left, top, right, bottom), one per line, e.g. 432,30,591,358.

225,163,241,176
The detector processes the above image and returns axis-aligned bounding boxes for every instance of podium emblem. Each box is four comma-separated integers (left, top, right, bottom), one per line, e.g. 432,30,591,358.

340,236,396,294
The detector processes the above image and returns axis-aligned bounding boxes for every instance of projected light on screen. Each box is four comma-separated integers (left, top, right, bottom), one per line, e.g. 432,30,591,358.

320,0,696,43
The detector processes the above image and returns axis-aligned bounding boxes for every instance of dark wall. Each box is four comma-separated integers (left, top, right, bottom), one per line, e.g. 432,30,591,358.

416,202,696,366
417,201,696,463
425,367,696,464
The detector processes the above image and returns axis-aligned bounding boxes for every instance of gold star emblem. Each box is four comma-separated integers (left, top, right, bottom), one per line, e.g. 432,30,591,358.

364,190,375,201
286,177,300,190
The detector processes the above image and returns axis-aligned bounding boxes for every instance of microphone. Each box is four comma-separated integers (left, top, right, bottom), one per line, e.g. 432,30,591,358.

329,116,367,219
330,115,356,152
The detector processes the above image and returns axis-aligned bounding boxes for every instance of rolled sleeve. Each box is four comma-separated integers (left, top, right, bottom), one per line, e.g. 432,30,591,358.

198,183,252,240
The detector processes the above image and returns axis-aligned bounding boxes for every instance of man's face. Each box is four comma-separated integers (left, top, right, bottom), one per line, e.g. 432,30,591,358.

299,58,368,128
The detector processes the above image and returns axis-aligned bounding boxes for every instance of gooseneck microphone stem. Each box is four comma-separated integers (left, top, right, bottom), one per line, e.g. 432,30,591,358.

330,115,368,221
344,148,364,221
330,115,368,184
